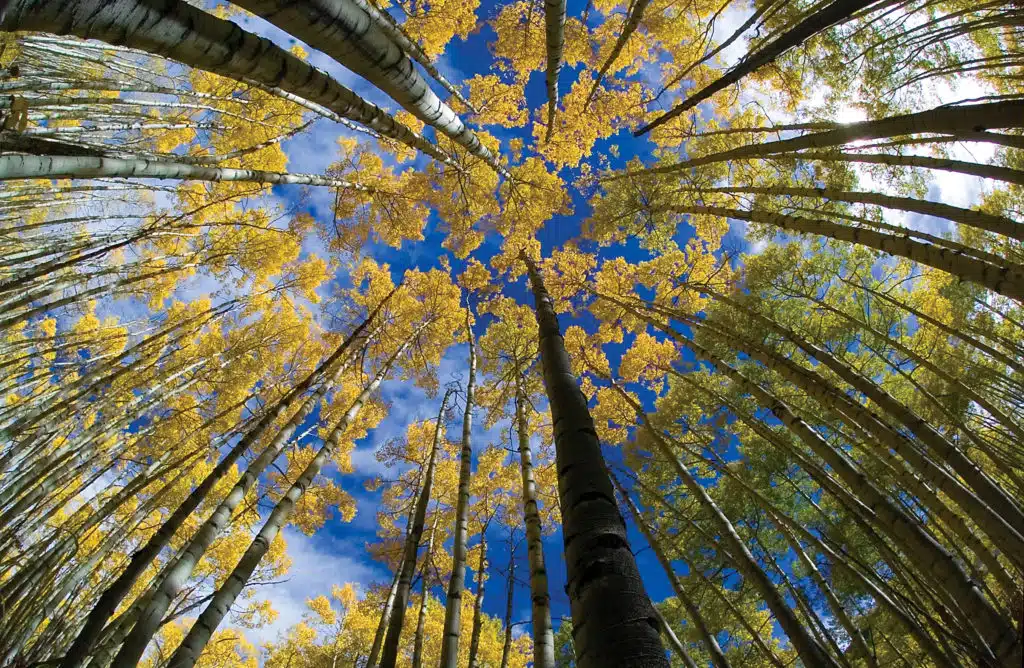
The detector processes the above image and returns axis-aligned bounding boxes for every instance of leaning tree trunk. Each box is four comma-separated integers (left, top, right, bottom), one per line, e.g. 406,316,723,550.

651,607,699,668
439,307,477,668
379,388,454,668
585,0,651,106
643,100,1024,171
498,540,515,668
514,370,556,668
636,0,881,134
520,250,668,668
227,0,504,175
58,291,392,668
0,155,372,190
674,205,1024,302
165,335,418,668
0,0,451,164
366,560,404,668
412,513,440,668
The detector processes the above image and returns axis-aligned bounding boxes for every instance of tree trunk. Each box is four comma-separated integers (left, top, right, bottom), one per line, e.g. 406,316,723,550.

586,0,651,107
643,100,1024,166
412,513,440,668
379,388,454,668
468,536,488,668
227,0,503,175
498,540,514,668
543,0,567,142
367,561,404,668
439,308,477,668
514,369,556,668
677,205,1024,301
521,250,668,668
650,607,699,668
636,0,884,134
0,155,371,190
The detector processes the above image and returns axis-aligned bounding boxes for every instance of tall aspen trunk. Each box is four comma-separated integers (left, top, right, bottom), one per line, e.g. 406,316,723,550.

514,370,555,668
226,0,504,175
651,607,699,668
543,0,567,142
0,155,372,189
367,562,403,668
677,205,1024,301
439,308,477,668
379,388,454,668
520,250,668,668
498,541,515,668
412,513,440,668
467,536,488,668
60,292,391,668
637,0,887,134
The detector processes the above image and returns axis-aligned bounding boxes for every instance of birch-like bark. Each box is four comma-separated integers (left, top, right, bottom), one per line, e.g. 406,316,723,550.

585,0,651,107
0,155,371,190
543,0,567,143
521,250,668,668
379,388,454,668
497,539,513,668
227,0,504,175
698,184,1024,241
514,370,555,668
641,99,1024,167
651,607,699,668
439,308,477,668
0,0,451,164
411,513,440,668
366,563,403,668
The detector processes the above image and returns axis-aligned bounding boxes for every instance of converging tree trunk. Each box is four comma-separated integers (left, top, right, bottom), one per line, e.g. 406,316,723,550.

521,250,668,668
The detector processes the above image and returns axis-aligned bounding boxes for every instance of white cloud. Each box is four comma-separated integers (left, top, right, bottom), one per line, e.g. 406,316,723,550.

242,527,387,649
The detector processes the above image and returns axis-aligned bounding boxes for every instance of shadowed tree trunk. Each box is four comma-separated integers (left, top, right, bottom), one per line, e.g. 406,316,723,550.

520,250,668,668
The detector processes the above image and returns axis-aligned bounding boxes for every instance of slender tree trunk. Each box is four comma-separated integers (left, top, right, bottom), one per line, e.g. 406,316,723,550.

520,250,668,668
676,205,1024,301
543,0,567,142
367,560,404,668
642,100,1024,166
651,607,699,668
637,0,886,134
412,513,440,668
227,0,504,175
468,536,488,668
379,388,454,668
498,540,514,668
514,369,556,668
439,308,477,668
585,0,651,106
0,155,371,189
